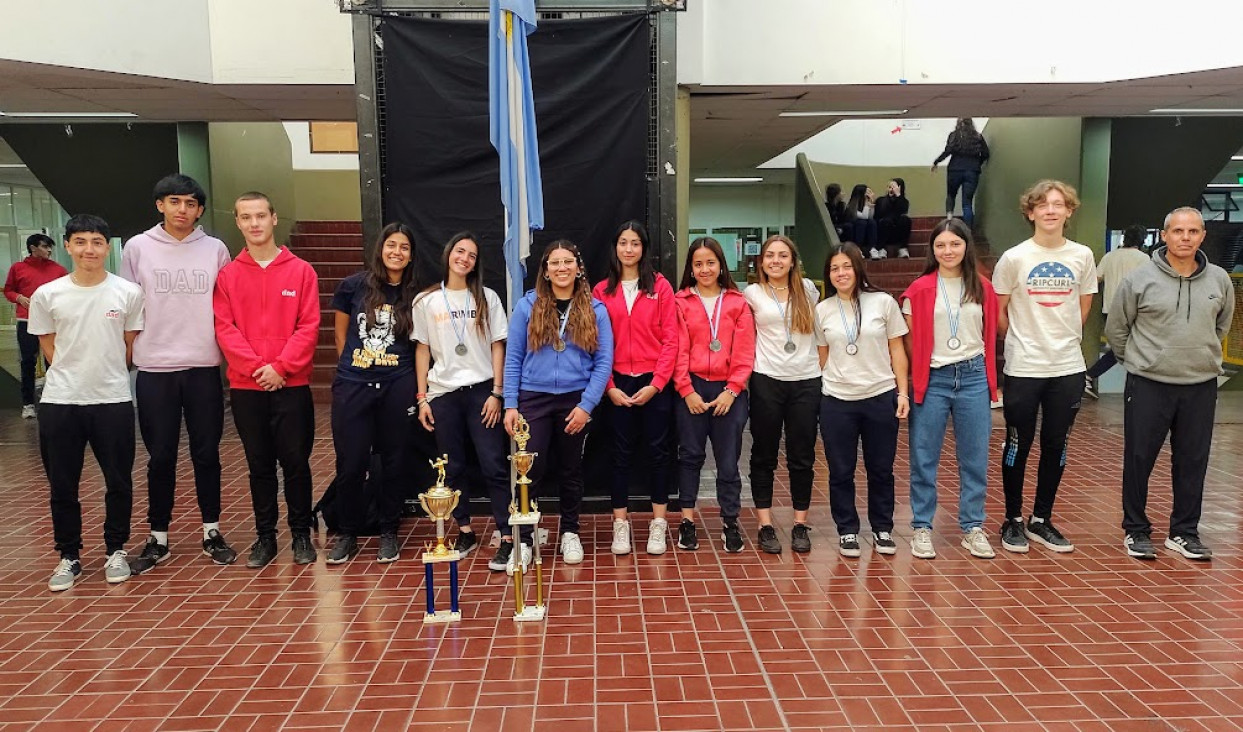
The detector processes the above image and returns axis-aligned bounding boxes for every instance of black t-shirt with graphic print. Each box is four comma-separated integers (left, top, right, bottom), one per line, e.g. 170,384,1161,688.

330,272,413,382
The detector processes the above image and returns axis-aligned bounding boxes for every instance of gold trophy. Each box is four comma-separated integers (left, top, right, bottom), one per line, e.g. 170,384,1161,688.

418,455,462,624
508,415,546,621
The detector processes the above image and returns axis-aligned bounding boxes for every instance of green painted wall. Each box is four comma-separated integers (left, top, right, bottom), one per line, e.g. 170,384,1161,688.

176,123,215,234
207,123,296,254
293,170,362,222
1078,118,1112,366
976,118,1083,251
808,162,946,217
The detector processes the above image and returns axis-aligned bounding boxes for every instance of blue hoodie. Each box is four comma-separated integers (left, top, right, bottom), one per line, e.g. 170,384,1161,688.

503,291,614,413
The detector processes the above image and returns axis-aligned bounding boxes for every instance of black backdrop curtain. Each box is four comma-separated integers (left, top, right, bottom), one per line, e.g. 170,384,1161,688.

381,13,650,299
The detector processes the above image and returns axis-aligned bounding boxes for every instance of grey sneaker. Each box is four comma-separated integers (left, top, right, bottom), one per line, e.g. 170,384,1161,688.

327,534,358,565
1025,518,1074,553
646,518,668,555
911,528,936,559
377,532,400,563
48,557,81,592
1000,518,1029,553
104,550,131,584
1165,534,1212,560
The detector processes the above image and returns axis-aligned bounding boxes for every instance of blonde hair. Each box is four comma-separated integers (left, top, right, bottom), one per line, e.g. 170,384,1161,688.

757,235,814,335
1019,179,1080,216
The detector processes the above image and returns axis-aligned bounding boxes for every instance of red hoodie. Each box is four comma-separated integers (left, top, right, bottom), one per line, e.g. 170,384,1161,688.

592,273,678,391
213,247,320,390
673,287,755,397
900,272,998,404
4,255,68,319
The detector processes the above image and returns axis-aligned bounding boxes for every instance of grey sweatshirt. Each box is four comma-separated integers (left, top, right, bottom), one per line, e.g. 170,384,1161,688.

1105,246,1235,385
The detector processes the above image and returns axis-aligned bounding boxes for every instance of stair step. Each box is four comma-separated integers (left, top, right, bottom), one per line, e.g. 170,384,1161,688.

294,221,363,235
289,247,364,264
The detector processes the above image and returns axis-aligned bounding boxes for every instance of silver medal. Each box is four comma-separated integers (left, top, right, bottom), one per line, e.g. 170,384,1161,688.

553,339,566,352
709,339,722,352
845,343,859,356
947,337,961,350
455,343,468,356
783,340,797,354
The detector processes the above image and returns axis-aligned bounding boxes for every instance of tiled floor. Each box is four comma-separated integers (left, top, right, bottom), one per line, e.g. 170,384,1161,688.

2,394,1243,731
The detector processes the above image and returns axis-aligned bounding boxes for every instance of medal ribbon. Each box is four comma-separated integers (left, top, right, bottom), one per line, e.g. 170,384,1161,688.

937,275,964,344
836,296,859,350
441,284,468,352
696,287,723,346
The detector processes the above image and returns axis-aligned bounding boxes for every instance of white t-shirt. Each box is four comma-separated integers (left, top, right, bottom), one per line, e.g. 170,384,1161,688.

621,279,640,313
901,275,985,368
744,279,821,381
412,285,508,398
992,238,1098,377
815,291,907,400
27,272,144,405
1098,247,1149,314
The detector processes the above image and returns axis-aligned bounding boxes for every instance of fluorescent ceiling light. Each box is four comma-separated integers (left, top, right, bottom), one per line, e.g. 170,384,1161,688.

1205,183,1242,188
0,164,28,168
1231,156,1243,161
694,177,764,183
779,110,907,117
0,110,137,118
1149,108,1243,115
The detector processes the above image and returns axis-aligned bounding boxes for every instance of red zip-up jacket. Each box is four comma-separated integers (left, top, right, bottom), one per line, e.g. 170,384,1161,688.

592,273,678,391
900,272,998,404
213,247,321,390
4,256,67,319
673,287,755,397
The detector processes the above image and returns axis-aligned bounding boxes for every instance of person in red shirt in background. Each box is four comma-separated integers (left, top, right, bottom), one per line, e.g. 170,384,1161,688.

213,192,320,569
4,233,68,418
672,237,755,554
593,221,679,556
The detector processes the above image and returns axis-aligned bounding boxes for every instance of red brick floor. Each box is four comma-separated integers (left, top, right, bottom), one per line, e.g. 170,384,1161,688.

1,395,1242,731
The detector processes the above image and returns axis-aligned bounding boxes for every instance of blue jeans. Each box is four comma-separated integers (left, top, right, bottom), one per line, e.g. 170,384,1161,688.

908,354,990,531
946,169,980,226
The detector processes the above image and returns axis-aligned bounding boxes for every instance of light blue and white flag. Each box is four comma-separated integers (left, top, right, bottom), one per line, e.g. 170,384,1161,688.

489,0,545,308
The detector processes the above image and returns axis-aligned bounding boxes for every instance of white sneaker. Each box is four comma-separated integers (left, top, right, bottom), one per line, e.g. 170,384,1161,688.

104,550,131,584
990,396,1004,409
560,532,584,564
505,542,532,576
961,527,996,559
869,248,882,260
878,248,888,259
646,518,668,555
898,247,910,259
911,528,936,559
611,519,632,555
21,405,36,419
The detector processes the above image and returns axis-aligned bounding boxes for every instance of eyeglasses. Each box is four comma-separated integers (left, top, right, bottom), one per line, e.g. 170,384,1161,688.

547,259,578,268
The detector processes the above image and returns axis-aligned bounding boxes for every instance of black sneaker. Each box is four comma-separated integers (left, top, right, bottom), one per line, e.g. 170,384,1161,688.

292,533,316,565
838,533,862,558
1165,534,1212,561
489,540,514,572
791,524,811,554
1083,376,1099,400
453,530,479,557
327,534,358,565
1025,518,1074,553
202,529,237,565
757,525,782,554
722,520,744,553
130,537,170,575
377,532,400,563
1000,518,1029,553
1124,532,1156,560
246,535,278,569
677,519,699,551
873,531,898,555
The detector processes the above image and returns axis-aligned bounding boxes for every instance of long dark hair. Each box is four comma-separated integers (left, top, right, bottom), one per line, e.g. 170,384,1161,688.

758,235,813,334
530,240,598,353
420,231,491,335
921,218,984,305
679,237,738,292
824,242,882,337
603,220,655,296
845,184,869,217
947,118,987,157
363,222,417,339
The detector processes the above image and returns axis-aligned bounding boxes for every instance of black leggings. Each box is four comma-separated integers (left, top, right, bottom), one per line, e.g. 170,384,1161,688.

748,373,820,512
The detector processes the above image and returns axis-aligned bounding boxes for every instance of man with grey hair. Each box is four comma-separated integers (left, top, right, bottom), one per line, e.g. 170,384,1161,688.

1105,206,1235,561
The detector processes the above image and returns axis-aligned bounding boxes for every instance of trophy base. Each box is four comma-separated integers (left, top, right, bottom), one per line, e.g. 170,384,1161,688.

423,610,462,625
509,510,542,527
513,605,546,622
422,550,461,564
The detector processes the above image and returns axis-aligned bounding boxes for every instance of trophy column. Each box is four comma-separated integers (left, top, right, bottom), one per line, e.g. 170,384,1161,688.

419,455,462,624
508,416,546,622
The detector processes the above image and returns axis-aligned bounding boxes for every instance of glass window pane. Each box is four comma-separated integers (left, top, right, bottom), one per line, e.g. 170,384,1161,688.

12,187,34,228
0,186,12,226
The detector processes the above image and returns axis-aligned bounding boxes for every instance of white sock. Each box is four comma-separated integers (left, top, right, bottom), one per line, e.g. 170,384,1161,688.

152,531,169,546
203,523,219,540
1029,517,1045,525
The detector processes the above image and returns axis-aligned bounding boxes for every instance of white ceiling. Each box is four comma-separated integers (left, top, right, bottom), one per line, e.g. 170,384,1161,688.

690,66,1243,174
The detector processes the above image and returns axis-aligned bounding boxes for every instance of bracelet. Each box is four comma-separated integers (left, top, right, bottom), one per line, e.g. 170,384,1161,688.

897,394,909,400
416,392,427,400
723,387,738,398
490,391,503,401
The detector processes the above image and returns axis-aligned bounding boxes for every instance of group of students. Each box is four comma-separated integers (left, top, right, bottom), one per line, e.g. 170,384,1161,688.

826,180,912,261
24,172,1235,593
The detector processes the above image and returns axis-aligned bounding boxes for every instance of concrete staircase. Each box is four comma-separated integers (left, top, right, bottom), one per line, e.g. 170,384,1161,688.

285,221,365,403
